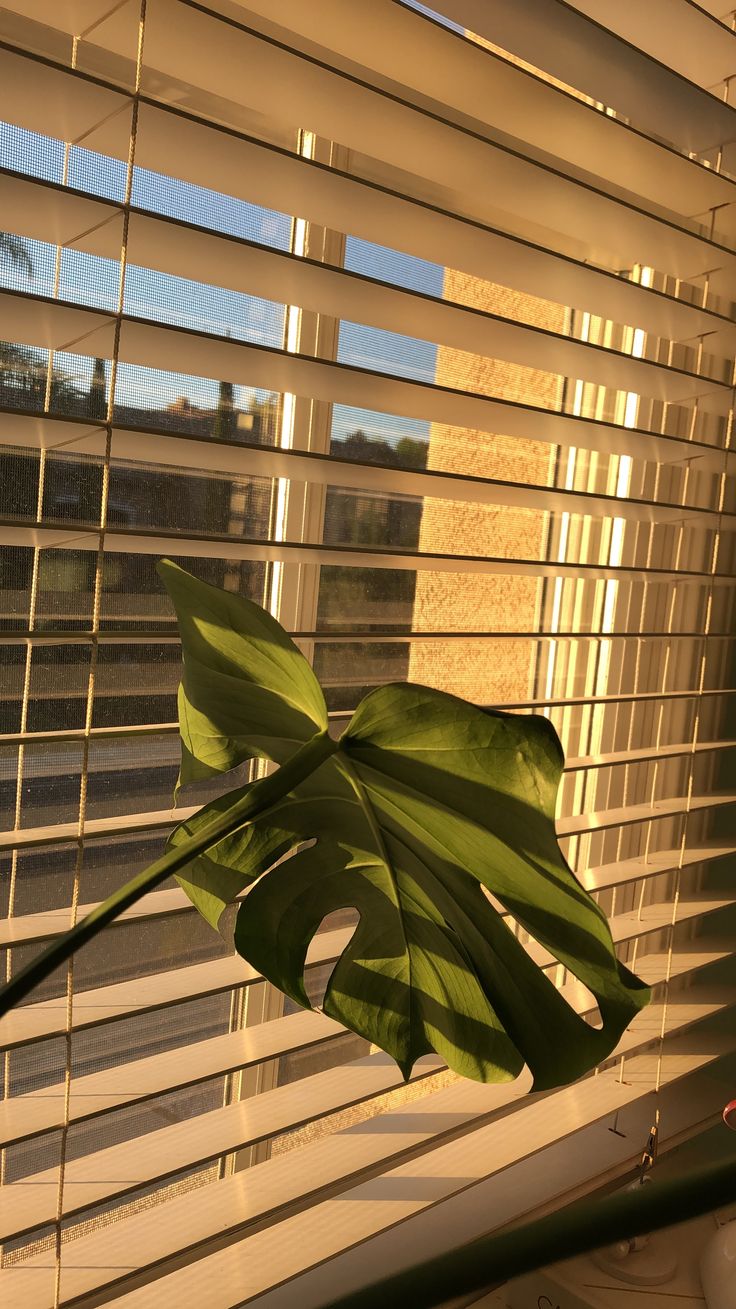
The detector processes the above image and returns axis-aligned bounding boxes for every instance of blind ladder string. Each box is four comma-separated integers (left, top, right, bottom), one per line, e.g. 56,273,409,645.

0,32,85,1262
53,8,147,1304
637,320,732,1190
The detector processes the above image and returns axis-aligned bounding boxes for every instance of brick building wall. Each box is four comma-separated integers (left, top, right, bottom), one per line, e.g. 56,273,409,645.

409,273,569,704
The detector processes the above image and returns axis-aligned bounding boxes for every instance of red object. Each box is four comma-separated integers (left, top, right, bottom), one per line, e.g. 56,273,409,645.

723,1100,736,1130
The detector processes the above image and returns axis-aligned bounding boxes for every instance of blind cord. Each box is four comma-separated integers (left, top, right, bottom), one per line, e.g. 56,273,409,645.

53,8,147,1303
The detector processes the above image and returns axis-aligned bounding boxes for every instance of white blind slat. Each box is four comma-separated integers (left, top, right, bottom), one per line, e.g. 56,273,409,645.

2,409,730,527
0,890,730,1152
3,36,736,285
0,928,351,1048
0,935,727,1247
122,1,736,272
3,290,731,467
563,0,736,88
431,0,736,150
4,170,729,406
7,0,734,225
3,517,733,584
2,790,734,851
2,843,732,1047
214,0,735,221
0,886,198,949
5,52,736,337
0,1039,445,1155
1,842,730,953
0,44,131,152
39,1026,734,1309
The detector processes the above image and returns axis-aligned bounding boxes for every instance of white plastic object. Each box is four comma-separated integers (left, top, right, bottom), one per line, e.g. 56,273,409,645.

592,1177,677,1286
700,1219,736,1309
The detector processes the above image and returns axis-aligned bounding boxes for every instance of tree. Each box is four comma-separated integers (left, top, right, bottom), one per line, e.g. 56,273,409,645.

250,392,280,445
213,377,235,439
0,237,81,414
0,231,33,279
0,340,47,408
340,429,398,465
0,235,35,391
86,356,107,420
395,436,428,468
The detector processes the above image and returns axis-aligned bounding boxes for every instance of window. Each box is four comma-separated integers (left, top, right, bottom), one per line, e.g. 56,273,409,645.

0,0,734,1303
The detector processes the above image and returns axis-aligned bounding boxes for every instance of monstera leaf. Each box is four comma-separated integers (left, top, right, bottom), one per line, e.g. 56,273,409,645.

160,560,649,1091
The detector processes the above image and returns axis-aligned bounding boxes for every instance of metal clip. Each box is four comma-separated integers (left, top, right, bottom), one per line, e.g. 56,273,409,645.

639,1123,658,1179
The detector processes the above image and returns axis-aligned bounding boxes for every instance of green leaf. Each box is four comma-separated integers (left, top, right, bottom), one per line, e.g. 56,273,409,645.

161,564,650,1090
167,788,293,930
158,557,327,922
157,558,327,784
237,837,523,1083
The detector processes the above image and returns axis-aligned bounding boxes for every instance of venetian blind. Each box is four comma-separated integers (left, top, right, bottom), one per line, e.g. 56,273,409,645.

0,0,734,1305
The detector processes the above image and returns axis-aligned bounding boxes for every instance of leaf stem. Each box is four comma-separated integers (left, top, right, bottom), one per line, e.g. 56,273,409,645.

0,730,338,1018
322,1153,736,1308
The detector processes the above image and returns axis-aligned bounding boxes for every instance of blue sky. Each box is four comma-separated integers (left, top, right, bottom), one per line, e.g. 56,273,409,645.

0,120,442,447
